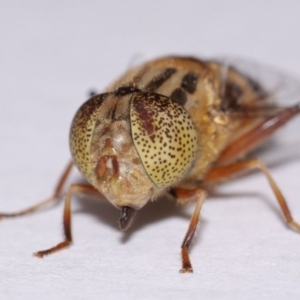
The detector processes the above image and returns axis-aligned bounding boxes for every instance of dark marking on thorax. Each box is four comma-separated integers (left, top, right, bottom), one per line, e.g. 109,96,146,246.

146,68,176,92
222,81,243,110
181,72,198,94
115,86,141,96
170,88,187,106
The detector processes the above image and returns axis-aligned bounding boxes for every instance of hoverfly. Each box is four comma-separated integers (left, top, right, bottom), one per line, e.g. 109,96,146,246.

1,56,299,273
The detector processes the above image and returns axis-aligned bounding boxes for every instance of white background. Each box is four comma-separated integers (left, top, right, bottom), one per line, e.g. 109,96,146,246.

1,1,300,299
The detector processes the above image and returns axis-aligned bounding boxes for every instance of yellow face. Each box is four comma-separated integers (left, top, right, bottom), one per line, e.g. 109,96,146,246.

69,90,197,210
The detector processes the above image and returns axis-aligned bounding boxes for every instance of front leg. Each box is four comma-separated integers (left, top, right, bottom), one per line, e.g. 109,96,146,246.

34,183,100,257
171,187,207,273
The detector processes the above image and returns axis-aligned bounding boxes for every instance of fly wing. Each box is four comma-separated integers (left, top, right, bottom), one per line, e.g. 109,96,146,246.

219,56,300,107
213,57,300,164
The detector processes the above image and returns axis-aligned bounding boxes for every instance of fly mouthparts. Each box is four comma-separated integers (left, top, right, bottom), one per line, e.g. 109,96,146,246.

119,206,137,231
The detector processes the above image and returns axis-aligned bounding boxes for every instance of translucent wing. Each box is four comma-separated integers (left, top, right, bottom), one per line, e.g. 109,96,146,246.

219,56,300,107
216,56,300,164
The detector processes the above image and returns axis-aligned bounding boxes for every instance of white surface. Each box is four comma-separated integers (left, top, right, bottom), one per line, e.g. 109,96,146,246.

1,1,300,299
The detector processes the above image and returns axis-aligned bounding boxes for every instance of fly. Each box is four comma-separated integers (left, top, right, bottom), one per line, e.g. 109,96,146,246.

1,56,299,273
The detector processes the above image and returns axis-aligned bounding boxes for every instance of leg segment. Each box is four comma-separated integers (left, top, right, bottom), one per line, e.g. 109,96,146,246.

219,105,300,165
0,161,73,218
34,183,99,257
204,158,300,232
172,187,207,273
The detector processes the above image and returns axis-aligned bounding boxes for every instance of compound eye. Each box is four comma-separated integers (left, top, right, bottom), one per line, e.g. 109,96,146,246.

69,93,108,181
130,93,197,188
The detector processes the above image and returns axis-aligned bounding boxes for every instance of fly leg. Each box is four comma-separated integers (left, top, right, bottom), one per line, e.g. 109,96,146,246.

0,161,73,219
204,158,300,232
171,187,207,273
34,183,99,257
219,104,300,165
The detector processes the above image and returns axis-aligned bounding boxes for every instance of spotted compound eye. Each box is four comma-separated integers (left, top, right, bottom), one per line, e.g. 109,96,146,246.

130,92,198,187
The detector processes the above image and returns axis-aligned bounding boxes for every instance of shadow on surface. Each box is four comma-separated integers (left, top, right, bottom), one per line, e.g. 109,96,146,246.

249,139,300,168
74,192,193,243
73,180,292,244
210,190,281,219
